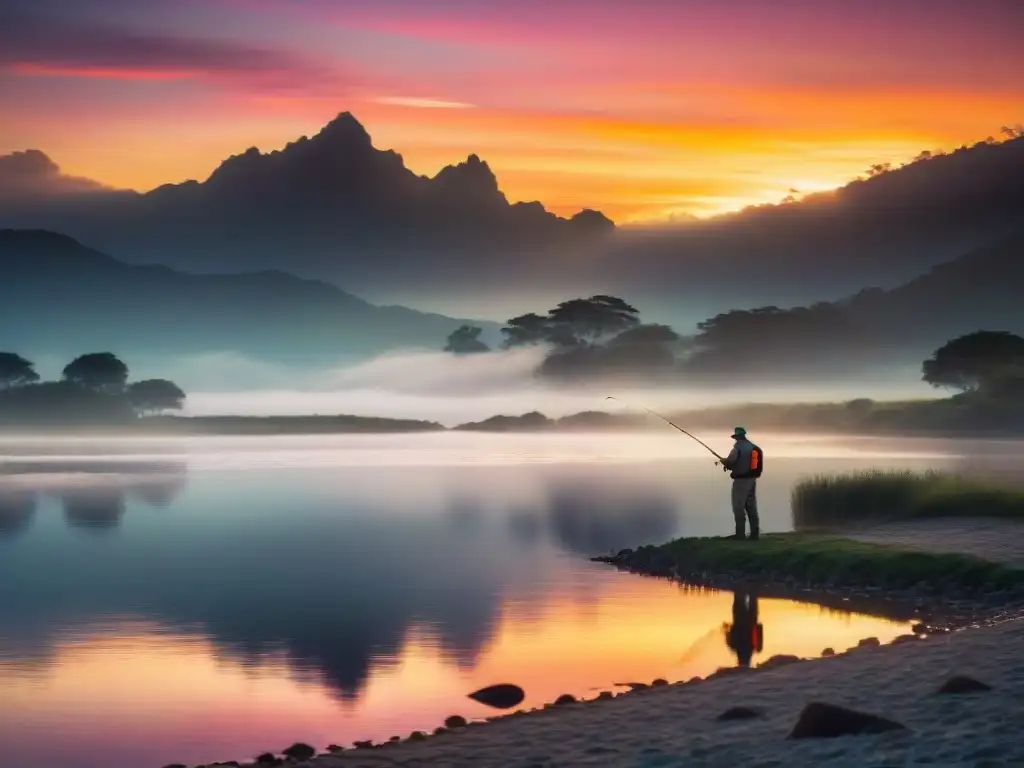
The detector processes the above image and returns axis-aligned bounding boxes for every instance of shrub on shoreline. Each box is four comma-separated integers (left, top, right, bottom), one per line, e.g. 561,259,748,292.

791,470,1024,529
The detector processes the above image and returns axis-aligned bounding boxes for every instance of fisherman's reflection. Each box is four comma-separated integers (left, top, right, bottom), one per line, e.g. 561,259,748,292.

723,590,764,667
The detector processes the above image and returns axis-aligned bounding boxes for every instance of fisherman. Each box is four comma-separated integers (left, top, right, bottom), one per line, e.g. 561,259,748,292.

720,427,763,540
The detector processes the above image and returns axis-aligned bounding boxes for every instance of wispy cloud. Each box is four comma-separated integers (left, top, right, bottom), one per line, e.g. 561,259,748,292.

10,63,204,82
374,96,476,109
0,11,349,92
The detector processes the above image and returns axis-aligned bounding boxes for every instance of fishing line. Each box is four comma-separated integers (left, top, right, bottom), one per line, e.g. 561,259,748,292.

605,396,724,462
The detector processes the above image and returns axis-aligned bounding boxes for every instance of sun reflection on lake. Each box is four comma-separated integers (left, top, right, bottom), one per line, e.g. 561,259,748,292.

0,569,910,768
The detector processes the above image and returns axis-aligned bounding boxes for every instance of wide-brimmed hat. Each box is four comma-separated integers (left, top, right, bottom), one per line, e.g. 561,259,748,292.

731,427,747,439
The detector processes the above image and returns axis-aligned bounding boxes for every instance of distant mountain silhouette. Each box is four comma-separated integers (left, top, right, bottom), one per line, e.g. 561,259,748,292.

1,118,1021,325
602,134,1024,324
681,229,1024,380
0,229,497,364
844,229,1024,342
0,112,614,294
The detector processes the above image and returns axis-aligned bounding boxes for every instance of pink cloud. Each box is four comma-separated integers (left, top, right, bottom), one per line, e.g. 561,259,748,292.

0,11,355,94
261,0,1024,92
12,63,203,82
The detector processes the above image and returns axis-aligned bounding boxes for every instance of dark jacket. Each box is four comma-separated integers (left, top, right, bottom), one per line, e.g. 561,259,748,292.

723,438,764,479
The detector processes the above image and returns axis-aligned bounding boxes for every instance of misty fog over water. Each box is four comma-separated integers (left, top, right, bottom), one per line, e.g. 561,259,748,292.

29,347,934,424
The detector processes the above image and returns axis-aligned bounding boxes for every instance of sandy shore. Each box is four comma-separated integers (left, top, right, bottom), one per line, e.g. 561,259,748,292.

240,615,1022,767
186,521,1024,768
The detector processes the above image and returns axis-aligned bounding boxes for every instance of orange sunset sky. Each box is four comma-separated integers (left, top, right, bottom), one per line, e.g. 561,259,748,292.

1,0,1022,222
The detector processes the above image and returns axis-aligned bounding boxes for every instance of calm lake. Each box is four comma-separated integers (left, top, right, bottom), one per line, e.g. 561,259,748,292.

0,432,1017,768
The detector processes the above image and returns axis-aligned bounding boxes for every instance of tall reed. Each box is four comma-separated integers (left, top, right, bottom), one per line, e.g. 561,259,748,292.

791,469,1024,529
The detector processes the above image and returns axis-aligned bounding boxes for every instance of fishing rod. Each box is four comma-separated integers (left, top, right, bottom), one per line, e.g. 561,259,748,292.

605,396,725,463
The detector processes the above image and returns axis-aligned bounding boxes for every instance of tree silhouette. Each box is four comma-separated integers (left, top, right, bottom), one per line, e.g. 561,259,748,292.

547,295,640,346
601,323,683,371
500,313,551,348
127,379,187,415
682,303,863,376
443,325,490,355
62,352,129,393
922,331,1024,394
493,296,684,379
0,352,39,389
609,323,681,347
500,296,641,352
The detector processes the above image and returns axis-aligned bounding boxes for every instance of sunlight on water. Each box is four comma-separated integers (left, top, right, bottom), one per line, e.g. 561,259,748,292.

0,580,909,768
0,432,1018,768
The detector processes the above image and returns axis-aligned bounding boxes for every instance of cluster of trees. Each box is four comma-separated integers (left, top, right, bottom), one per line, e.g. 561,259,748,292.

444,295,687,380
442,295,1024,401
0,352,186,426
681,303,870,378
858,125,1023,181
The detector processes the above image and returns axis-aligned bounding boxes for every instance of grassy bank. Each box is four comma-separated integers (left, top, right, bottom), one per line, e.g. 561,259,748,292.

791,470,1024,528
141,415,446,435
605,533,1024,594
669,395,1024,437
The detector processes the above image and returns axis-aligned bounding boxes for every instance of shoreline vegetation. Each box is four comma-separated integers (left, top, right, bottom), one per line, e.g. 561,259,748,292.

594,534,1024,601
589,470,1024,623
3,397,1024,436
792,470,1024,527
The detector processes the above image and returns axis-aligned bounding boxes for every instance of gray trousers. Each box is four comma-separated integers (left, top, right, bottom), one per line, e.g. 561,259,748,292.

731,478,759,535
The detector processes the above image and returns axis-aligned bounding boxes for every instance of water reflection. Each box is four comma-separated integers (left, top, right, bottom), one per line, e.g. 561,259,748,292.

2,432,1003,768
0,459,188,533
63,485,127,531
724,591,764,668
543,475,678,556
0,583,911,768
0,488,36,539
0,459,905,711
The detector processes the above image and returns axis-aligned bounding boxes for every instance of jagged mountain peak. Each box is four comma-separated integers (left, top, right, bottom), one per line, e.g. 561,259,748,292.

311,111,374,149
431,153,502,201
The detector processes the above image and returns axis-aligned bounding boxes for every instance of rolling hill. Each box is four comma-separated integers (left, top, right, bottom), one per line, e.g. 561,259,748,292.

680,229,1024,381
0,229,496,366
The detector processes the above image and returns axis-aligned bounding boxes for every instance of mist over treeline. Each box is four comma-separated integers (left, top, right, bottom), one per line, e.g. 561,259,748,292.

1,117,1021,427
10,315,1024,435
4,342,932,427
4,225,1020,395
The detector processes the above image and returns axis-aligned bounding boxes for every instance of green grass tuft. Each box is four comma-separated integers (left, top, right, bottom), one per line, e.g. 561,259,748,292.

790,470,1024,529
647,533,1024,593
